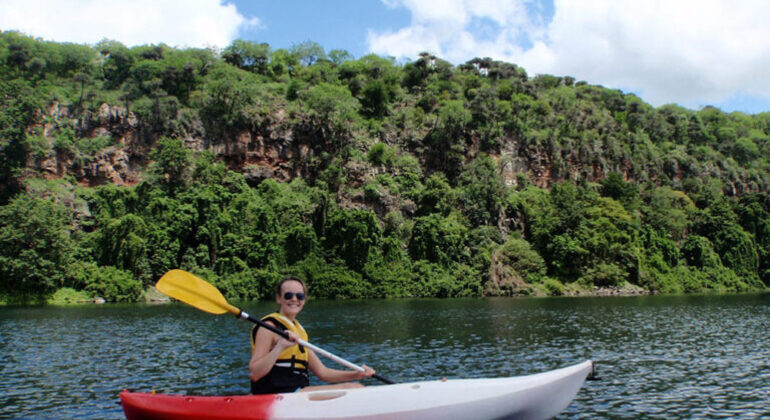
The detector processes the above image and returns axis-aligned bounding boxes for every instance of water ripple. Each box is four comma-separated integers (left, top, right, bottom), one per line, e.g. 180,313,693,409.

1,295,769,418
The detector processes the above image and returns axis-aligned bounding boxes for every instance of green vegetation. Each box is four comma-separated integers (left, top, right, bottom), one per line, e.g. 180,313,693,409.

1,32,769,304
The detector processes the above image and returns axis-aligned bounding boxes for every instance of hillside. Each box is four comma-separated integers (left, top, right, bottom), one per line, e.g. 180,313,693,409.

1,32,769,303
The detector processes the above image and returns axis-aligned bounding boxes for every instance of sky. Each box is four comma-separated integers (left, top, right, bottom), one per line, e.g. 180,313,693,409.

1,0,769,115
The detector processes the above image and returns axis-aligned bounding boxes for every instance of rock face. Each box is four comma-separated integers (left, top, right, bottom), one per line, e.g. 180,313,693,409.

25,102,763,195
31,102,143,186
485,247,528,296
29,103,320,188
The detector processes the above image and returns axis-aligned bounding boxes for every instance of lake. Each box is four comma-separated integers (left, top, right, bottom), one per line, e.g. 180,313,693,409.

1,294,769,418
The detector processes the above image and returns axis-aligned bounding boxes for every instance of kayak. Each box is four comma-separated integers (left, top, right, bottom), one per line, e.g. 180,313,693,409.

120,360,593,420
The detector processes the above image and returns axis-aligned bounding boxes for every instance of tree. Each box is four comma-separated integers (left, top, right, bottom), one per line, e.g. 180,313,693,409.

222,39,271,74
98,39,134,89
458,154,506,227
733,137,759,164
425,100,471,178
600,172,639,209
0,196,77,302
408,213,468,265
291,41,326,66
95,214,149,282
200,64,260,134
149,137,192,194
361,78,390,117
0,80,41,203
324,209,382,271
415,173,455,216
328,49,353,65
301,83,360,151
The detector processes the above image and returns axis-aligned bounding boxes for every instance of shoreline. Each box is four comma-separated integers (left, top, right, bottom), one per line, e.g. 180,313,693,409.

7,284,769,306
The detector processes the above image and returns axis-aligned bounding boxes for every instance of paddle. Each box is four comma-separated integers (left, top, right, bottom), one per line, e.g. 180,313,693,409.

156,269,395,385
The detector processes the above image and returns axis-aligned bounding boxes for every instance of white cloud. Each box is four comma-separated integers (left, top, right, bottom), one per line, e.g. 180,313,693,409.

370,0,532,62
368,0,770,109
0,0,258,48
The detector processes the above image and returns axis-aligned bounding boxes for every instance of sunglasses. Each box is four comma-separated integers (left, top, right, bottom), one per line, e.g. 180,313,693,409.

282,292,306,301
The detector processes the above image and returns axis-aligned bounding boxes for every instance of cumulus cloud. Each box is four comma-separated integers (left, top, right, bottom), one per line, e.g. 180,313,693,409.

368,0,770,108
0,0,258,48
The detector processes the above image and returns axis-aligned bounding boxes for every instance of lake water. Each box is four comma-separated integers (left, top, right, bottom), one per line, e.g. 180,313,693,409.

1,294,769,419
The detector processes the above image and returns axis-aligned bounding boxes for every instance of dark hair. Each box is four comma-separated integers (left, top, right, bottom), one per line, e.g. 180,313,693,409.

276,276,307,296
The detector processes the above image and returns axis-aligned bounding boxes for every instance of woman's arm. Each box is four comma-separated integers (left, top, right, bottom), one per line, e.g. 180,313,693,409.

248,321,298,382
306,349,375,384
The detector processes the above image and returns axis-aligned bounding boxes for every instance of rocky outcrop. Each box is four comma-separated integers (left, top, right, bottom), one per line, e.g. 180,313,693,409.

25,102,767,195
31,102,144,186
485,247,528,296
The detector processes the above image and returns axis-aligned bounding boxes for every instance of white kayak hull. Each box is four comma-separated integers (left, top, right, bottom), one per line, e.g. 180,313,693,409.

121,360,593,420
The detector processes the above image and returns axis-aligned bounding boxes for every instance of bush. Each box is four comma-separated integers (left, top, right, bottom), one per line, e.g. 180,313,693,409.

294,255,369,299
408,213,468,265
48,287,92,304
85,266,143,302
410,261,481,297
216,269,278,301
541,278,565,296
580,263,625,287
363,257,414,297
284,223,318,265
681,235,720,268
367,142,395,166
498,238,547,283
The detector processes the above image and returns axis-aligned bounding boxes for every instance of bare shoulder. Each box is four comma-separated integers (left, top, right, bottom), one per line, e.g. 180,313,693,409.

254,320,279,346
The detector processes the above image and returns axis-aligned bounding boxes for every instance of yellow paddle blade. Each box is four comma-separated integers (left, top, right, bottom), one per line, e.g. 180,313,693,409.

156,269,239,315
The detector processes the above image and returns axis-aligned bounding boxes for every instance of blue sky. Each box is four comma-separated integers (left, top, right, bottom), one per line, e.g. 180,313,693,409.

1,0,769,115
235,0,411,57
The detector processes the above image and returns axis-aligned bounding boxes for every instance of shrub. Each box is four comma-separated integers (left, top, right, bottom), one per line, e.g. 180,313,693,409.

367,142,396,166
295,256,369,299
580,263,625,287
498,238,547,283
541,278,565,296
216,269,278,301
48,287,92,304
85,266,143,302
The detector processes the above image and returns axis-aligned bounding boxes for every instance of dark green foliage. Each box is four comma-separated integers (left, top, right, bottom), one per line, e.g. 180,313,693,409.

682,235,720,268
600,172,639,209
415,174,455,216
0,195,77,302
497,238,547,283
2,33,770,303
294,255,368,299
410,261,481,297
222,40,271,74
409,213,468,265
214,268,278,301
301,83,360,151
85,266,142,302
361,79,390,117
0,80,41,203
199,64,261,136
367,143,396,166
323,209,381,271
458,154,505,227
149,137,192,194
284,223,318,264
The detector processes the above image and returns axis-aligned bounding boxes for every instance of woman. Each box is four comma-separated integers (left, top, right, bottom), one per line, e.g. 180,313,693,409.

249,276,376,394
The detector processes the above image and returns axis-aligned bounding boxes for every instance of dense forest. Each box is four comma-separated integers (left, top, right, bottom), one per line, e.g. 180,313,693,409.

1,31,769,304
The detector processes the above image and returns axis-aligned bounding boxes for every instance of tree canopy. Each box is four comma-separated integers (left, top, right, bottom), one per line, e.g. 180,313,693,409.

1,31,769,303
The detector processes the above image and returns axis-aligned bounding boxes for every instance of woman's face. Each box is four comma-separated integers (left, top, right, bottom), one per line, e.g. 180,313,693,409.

276,280,306,317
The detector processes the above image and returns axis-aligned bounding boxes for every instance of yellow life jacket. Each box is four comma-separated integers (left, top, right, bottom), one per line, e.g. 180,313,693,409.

250,312,309,370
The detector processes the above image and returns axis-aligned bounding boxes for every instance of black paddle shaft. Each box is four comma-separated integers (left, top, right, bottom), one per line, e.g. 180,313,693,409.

238,311,395,385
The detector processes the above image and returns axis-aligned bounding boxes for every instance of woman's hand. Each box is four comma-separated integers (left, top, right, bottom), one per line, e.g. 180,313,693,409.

276,331,299,351
355,364,376,380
